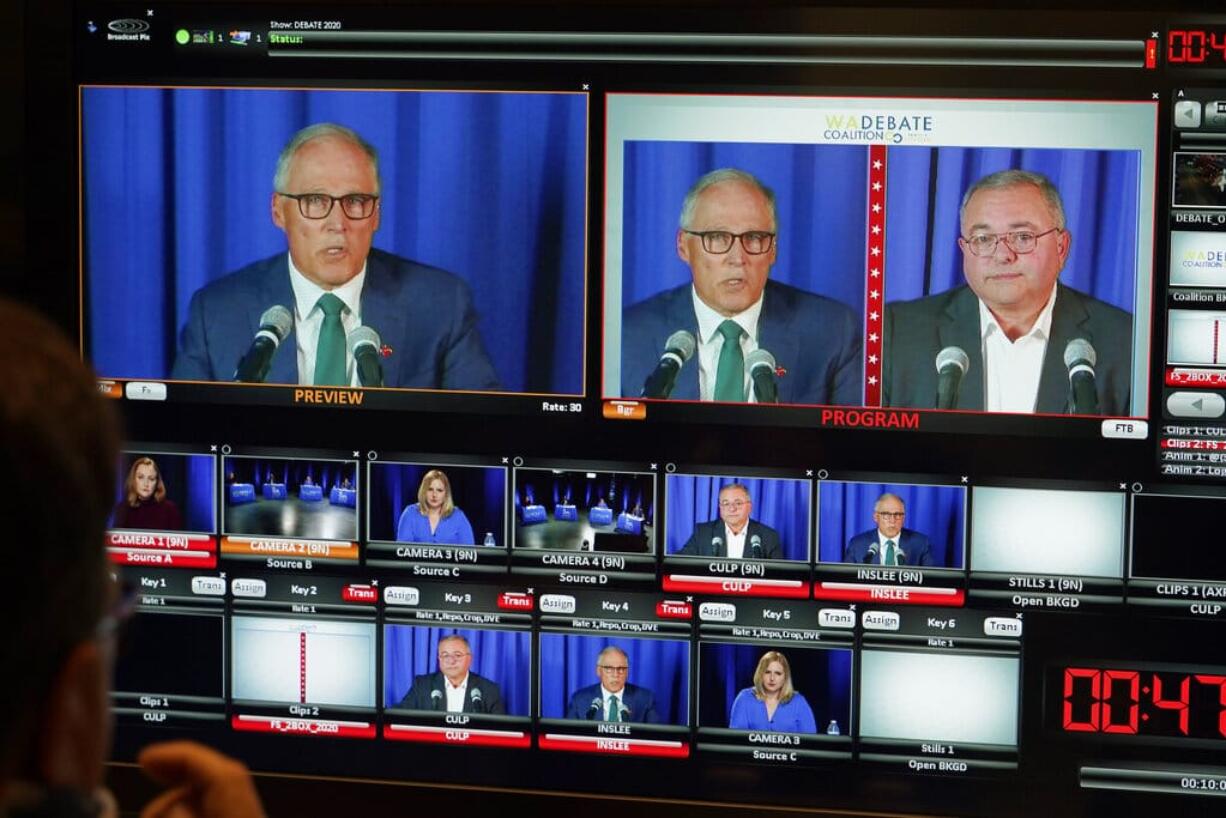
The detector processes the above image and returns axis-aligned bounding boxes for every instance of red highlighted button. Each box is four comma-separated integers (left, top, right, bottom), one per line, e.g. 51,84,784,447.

656,600,693,619
538,733,689,758
662,574,809,598
231,714,375,739
107,548,216,568
498,592,534,611
341,584,378,603
383,724,530,748
813,582,965,607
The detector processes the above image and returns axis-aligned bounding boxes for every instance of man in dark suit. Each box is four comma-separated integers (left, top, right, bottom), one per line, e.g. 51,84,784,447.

171,122,500,390
883,169,1131,415
398,634,506,714
677,483,782,560
843,492,934,567
565,646,660,723
620,168,861,405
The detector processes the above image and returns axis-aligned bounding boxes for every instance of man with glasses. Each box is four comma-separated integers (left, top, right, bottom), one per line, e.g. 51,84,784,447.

397,634,506,715
677,483,781,560
843,493,933,567
565,646,659,724
0,300,265,817
620,168,861,405
172,122,500,390
883,169,1131,414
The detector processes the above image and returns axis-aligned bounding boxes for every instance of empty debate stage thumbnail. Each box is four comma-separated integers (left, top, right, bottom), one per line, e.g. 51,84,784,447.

224,456,358,541
514,467,655,553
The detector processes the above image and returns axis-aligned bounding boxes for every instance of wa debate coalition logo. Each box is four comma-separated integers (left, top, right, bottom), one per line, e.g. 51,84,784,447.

822,112,935,144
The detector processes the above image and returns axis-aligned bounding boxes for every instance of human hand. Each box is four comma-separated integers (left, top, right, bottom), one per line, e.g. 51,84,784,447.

137,740,265,818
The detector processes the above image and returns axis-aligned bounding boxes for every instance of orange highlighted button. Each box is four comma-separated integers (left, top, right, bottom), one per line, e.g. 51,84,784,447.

220,536,360,561
602,400,646,420
98,381,123,399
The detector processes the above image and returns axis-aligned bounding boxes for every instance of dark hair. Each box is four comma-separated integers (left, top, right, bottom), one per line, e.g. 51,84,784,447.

0,300,119,779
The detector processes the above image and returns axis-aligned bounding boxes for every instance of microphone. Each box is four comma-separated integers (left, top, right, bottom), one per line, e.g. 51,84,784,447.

469,688,483,709
619,702,631,720
233,305,293,383
746,348,779,404
430,689,443,710
711,535,723,558
750,534,763,559
896,548,908,566
588,697,603,719
864,542,879,564
934,346,970,410
1064,338,1099,415
347,326,385,388
641,330,697,398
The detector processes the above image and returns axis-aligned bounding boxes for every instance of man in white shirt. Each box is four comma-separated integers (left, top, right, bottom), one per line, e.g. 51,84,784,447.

620,168,861,405
676,483,783,560
172,123,500,391
883,169,1132,415
397,634,506,714
565,646,660,723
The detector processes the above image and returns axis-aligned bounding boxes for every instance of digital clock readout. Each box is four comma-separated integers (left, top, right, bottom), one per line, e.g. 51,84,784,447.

1053,666,1226,741
1168,29,1226,65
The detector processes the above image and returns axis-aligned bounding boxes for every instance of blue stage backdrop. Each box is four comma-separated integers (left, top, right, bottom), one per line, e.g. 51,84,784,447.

620,141,868,313
665,475,811,560
81,87,588,394
539,633,689,724
698,642,853,733
223,457,356,496
368,462,506,545
817,481,966,567
513,469,654,522
110,452,215,532
384,626,530,716
884,146,1140,312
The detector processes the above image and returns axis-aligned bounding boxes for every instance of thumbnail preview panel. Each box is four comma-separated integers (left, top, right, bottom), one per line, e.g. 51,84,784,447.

231,616,376,707
859,651,1019,746
969,487,1125,578
224,456,357,542
110,450,215,533
514,467,655,553
369,461,506,548
603,94,1155,415
539,633,690,725
80,86,587,395
384,625,531,716
817,480,965,568
665,473,811,562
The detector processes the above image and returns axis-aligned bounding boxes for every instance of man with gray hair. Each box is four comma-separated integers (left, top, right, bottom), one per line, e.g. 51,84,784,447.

843,492,933,566
620,167,861,405
173,122,500,390
883,169,1131,414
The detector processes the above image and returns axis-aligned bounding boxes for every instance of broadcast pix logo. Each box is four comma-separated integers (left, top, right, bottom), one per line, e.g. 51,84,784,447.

107,19,151,41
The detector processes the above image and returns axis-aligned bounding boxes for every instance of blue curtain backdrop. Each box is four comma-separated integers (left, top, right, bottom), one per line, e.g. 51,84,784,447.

884,146,1139,310
697,642,853,732
817,482,965,567
110,452,215,532
383,626,530,716
620,142,868,312
665,475,811,560
223,458,356,493
538,633,689,724
368,462,506,544
81,87,588,393
513,470,654,521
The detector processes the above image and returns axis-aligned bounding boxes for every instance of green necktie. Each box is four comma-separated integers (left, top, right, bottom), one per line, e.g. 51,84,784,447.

713,319,745,402
608,694,620,722
884,539,897,566
313,293,348,386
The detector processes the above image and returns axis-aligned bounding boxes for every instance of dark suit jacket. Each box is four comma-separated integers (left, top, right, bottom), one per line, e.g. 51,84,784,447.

844,528,934,567
620,280,861,405
397,671,506,715
677,519,783,560
171,249,501,390
882,283,1131,414
565,683,660,724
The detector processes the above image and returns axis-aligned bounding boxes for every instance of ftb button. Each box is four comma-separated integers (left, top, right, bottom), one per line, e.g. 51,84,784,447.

1100,419,1147,439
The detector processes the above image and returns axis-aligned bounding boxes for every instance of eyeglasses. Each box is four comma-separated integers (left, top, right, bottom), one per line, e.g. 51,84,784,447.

719,500,749,510
598,665,630,674
278,192,379,220
438,652,470,661
683,230,775,255
961,227,1061,257
875,511,905,519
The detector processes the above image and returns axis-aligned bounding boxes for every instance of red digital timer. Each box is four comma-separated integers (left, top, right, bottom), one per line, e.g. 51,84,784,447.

1055,665,1226,742
1168,29,1226,65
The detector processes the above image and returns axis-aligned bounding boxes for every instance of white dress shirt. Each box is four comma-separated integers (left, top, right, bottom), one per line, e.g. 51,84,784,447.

979,285,1058,413
287,254,368,387
692,287,764,402
724,523,748,559
444,673,469,713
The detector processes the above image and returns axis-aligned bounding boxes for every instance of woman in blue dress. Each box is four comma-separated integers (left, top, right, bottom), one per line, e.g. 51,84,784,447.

396,469,476,545
728,650,817,733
